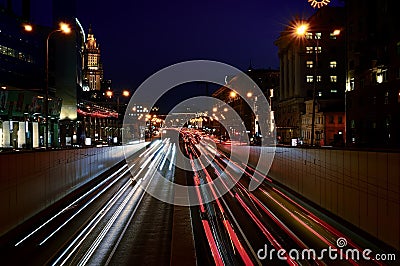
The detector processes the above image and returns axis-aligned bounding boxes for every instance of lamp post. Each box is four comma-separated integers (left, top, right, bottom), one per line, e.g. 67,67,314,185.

45,22,71,148
295,22,340,146
24,22,71,148
106,89,130,144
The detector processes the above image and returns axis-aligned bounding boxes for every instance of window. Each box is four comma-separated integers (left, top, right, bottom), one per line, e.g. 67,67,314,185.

306,33,313,40
338,116,343,124
306,61,314,68
315,46,322,53
318,92,322,97
315,32,321,39
330,76,337,82
329,116,334,124
331,89,338,93
384,91,389,104
330,61,337,68
397,41,400,56
376,68,388,83
306,76,314,82
317,76,322,82
306,47,313,53
350,78,355,91
330,32,338,39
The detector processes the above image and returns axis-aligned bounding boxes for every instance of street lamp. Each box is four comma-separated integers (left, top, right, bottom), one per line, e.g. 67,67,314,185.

106,89,130,144
295,22,340,146
45,22,71,148
24,22,71,148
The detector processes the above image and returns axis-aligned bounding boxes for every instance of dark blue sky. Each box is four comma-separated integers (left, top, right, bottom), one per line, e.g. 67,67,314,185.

75,0,321,88
74,0,344,89
20,0,343,110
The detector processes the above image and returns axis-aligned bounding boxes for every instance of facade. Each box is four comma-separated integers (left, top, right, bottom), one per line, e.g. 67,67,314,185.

212,67,279,144
0,0,88,149
301,100,345,146
274,7,346,145
82,26,103,92
0,4,59,149
345,0,400,148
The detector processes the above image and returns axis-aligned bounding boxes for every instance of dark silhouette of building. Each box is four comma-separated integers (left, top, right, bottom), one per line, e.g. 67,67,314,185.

212,67,279,144
345,0,400,148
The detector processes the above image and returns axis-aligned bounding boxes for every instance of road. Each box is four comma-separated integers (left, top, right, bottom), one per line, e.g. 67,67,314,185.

0,129,398,265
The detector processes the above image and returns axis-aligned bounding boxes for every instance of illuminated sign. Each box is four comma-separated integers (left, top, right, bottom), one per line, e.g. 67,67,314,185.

308,0,330,8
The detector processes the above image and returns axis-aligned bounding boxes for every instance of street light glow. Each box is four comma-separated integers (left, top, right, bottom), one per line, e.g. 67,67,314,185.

296,24,308,36
23,24,33,32
333,29,341,36
246,92,253,98
59,22,71,34
122,90,130,97
106,90,113,98
230,91,237,98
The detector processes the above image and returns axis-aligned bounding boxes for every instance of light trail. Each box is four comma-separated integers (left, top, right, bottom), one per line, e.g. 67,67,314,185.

15,164,128,247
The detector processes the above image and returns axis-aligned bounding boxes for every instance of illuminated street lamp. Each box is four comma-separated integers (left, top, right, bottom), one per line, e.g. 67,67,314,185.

23,24,33,32
106,89,131,144
25,22,71,148
45,22,71,148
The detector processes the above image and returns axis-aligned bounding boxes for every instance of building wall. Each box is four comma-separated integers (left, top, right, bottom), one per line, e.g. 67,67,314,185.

346,0,400,148
269,147,399,250
218,144,400,250
0,142,147,236
275,7,346,143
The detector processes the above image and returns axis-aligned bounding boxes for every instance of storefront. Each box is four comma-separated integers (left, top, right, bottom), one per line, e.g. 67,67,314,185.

0,90,62,150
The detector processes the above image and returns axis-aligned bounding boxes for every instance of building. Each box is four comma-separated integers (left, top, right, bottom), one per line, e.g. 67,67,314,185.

345,0,400,148
274,6,346,145
212,67,279,144
0,2,59,149
82,25,103,92
301,100,345,146
0,0,88,149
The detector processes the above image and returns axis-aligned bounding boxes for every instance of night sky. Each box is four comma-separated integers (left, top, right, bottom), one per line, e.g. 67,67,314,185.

25,0,344,111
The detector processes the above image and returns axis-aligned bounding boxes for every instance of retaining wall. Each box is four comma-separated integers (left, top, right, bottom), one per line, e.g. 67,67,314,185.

270,147,399,250
220,145,400,250
0,143,146,236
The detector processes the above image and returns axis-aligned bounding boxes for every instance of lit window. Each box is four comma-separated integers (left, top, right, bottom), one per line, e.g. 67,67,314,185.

315,32,321,39
306,33,313,40
306,76,314,82
317,76,322,82
330,32,338,39
384,91,389,104
331,89,338,93
376,68,387,83
330,61,337,68
315,46,322,53
350,78,355,91
330,76,337,82
306,47,313,54
306,61,314,68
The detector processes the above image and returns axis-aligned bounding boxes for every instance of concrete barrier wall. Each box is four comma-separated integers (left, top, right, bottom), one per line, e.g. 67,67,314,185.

0,143,146,236
219,145,400,250
269,148,400,250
